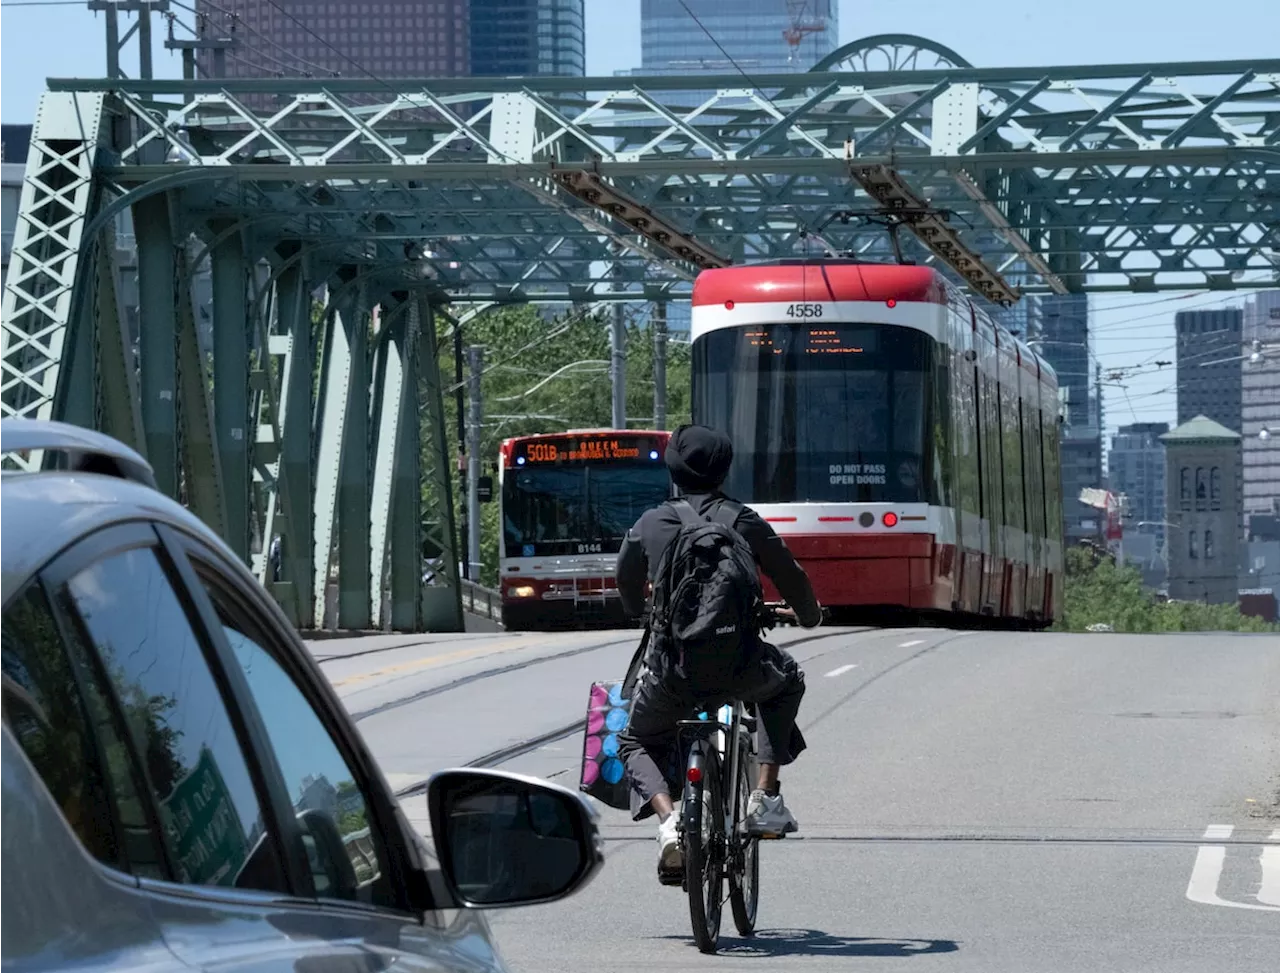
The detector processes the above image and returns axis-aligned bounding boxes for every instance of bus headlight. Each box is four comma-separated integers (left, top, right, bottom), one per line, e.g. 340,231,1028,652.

507,585,536,598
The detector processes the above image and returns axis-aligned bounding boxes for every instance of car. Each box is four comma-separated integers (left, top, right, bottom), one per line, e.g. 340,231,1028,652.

0,418,604,972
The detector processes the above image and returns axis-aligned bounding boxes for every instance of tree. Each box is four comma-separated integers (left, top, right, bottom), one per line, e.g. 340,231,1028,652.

1055,546,1276,633
428,304,691,587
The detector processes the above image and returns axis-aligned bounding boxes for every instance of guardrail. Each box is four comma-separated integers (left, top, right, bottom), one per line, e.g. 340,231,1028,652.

459,578,503,626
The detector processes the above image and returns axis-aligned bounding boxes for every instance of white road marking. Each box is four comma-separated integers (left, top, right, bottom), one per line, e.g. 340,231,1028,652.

1186,824,1280,912
1269,830,1280,842
1260,846,1280,907
899,639,925,648
824,664,858,678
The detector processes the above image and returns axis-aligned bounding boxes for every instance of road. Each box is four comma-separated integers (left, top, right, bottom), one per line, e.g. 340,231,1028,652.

309,626,1280,972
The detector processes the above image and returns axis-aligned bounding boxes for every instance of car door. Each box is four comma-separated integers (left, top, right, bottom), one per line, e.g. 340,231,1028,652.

30,521,485,973
160,526,507,973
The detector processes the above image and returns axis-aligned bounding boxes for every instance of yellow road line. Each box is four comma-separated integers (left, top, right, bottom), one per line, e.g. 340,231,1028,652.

331,636,536,688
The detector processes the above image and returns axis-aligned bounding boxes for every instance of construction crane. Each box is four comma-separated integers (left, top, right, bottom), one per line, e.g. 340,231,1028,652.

782,1,826,63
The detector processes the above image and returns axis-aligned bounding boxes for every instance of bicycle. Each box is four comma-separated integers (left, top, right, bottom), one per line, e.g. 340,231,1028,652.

672,606,798,953
675,696,761,954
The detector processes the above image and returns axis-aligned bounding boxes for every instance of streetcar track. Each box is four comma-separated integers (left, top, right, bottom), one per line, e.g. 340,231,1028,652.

389,626,875,800
593,834,1275,847
354,626,860,723
386,625,897,801
313,635,474,663
394,718,588,798
350,635,637,722
802,631,974,731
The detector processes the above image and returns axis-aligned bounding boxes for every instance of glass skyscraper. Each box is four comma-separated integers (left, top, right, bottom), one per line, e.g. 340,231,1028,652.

471,0,585,77
639,0,837,75
1030,293,1102,545
628,1,838,332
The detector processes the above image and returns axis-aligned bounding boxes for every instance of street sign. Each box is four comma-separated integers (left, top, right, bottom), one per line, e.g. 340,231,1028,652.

163,746,250,886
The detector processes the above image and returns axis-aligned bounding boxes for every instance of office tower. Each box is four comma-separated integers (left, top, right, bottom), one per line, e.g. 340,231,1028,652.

1175,307,1243,431
639,0,837,76
1031,293,1101,544
471,0,584,77
1109,422,1169,568
196,1,470,80
1242,291,1280,528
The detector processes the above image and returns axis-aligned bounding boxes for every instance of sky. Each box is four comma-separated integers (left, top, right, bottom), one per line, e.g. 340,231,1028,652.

2,0,1277,448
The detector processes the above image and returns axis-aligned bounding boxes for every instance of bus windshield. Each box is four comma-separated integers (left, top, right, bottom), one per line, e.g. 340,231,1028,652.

502,463,671,558
692,323,934,504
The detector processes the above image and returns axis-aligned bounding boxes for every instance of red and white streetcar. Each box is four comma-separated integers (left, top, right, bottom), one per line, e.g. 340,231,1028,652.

690,260,1064,627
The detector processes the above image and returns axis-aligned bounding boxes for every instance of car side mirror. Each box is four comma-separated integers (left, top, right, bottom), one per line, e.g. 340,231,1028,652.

426,768,602,908
297,809,359,900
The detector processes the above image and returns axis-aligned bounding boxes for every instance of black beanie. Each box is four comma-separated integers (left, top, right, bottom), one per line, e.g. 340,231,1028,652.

665,424,733,492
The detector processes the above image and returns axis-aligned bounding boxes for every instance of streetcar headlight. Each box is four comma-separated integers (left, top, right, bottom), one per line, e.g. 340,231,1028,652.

507,585,536,598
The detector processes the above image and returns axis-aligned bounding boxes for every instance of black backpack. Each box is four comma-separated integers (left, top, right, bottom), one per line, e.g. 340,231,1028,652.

650,498,763,692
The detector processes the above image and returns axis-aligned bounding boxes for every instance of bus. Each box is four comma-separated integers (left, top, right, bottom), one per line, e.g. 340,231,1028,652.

498,429,673,630
689,259,1065,627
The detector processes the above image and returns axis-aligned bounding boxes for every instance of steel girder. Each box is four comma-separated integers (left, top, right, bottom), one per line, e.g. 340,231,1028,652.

53,59,1279,297
4,60,1278,631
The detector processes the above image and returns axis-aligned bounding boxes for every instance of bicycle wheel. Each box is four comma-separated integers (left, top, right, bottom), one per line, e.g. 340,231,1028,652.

729,734,760,935
683,744,724,954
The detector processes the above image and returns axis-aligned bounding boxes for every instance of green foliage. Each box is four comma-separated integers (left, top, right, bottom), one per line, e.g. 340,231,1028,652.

431,304,690,587
1056,546,1277,633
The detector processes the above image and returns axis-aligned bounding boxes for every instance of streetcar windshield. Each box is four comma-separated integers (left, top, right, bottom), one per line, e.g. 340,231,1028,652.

502,463,671,557
692,323,934,504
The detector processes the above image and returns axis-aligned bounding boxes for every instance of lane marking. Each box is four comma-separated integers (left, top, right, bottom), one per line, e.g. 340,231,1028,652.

1260,846,1280,907
332,636,535,688
824,664,858,678
1186,824,1280,912
898,639,925,648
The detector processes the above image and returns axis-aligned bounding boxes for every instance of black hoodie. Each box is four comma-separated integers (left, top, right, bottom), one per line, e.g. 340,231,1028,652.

615,425,821,627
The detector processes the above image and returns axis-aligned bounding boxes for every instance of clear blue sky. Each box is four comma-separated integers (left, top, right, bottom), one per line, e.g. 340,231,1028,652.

3,0,1276,445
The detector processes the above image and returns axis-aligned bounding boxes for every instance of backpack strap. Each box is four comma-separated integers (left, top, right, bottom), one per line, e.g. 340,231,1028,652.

710,498,743,530
670,497,702,528
620,626,649,701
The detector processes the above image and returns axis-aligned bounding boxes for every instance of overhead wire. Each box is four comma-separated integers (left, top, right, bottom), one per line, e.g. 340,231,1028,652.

169,0,337,78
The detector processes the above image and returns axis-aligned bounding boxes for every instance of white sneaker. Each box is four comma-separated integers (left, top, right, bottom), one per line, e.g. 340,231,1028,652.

657,814,682,874
746,789,798,836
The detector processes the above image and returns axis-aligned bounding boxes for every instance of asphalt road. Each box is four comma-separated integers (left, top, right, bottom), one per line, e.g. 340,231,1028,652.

309,626,1280,972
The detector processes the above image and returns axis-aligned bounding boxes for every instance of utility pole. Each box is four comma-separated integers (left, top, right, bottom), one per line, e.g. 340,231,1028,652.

466,345,484,584
611,293,626,430
90,1,169,80
653,302,668,429
454,328,468,579
164,9,234,81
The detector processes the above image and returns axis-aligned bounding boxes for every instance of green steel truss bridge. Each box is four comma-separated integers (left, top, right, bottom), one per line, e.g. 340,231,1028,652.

3,34,1278,631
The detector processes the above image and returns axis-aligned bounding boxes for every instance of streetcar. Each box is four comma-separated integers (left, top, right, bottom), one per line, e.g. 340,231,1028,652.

690,260,1065,627
498,429,673,630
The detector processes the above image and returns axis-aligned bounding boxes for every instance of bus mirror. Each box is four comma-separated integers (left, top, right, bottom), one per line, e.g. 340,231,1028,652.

477,476,494,503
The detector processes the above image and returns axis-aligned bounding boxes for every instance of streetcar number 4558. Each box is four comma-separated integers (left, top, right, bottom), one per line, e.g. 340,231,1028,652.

785,303,824,318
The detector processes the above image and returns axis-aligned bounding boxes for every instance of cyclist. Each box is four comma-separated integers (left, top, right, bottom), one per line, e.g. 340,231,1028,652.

615,424,823,880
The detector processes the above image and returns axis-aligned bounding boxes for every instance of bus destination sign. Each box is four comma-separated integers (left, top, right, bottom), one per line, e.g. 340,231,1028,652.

517,435,653,465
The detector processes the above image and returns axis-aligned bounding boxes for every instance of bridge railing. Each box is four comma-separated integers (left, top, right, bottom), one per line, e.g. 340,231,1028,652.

459,578,503,626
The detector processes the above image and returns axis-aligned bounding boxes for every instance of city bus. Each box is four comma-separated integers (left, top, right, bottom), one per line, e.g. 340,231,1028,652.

498,429,673,630
690,259,1065,627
